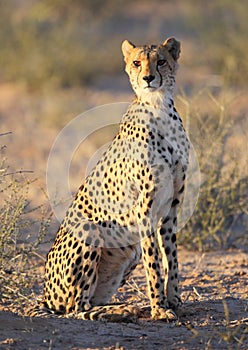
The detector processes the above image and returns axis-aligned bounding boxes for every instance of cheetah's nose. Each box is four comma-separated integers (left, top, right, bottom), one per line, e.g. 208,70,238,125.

143,75,155,83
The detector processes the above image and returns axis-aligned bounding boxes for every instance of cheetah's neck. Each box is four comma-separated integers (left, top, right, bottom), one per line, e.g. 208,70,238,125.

134,90,174,111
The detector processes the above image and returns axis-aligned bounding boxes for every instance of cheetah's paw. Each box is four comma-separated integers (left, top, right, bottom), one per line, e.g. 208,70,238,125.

151,307,178,321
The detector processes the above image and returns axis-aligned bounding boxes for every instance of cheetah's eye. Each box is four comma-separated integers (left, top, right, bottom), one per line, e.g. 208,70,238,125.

133,61,141,67
157,60,166,66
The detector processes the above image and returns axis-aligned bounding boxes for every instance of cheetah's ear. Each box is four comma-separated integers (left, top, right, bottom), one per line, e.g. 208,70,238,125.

122,40,136,61
163,37,181,61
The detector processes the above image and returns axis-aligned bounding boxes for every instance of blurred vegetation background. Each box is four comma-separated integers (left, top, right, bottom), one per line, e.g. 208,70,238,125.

1,0,248,90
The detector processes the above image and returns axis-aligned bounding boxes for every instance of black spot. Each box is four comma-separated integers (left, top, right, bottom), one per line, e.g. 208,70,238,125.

148,199,153,208
145,183,149,190
83,223,90,231
178,185,184,194
83,264,89,273
85,237,92,246
77,271,82,281
172,199,179,207
92,274,97,284
77,246,82,255
84,284,89,291
165,247,171,255
59,304,65,312
90,251,97,260
72,241,78,250
171,234,176,243
76,256,82,265
83,224,90,231
163,217,170,224
148,247,153,256
84,251,90,259
160,227,166,235
94,239,100,247
152,263,157,270
87,268,94,277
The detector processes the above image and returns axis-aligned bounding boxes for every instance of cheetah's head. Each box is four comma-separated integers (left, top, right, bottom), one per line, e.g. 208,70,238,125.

122,37,180,103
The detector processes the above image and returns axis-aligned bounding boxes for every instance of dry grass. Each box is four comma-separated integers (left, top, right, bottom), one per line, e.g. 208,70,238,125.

0,133,52,313
177,91,248,251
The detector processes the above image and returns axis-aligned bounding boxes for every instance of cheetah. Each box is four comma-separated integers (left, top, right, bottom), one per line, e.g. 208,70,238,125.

36,37,190,321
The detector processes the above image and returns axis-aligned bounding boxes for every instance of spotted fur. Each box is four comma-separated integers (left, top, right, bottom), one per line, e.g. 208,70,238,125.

32,37,189,321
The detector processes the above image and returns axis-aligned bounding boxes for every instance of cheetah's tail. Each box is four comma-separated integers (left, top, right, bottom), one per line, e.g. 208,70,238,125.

26,301,142,323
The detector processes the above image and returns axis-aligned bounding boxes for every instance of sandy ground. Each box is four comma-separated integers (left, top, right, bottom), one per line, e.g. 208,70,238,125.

0,249,247,350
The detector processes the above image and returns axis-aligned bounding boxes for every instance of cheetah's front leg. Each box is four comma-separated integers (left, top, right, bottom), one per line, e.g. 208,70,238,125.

157,207,182,311
140,232,177,320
